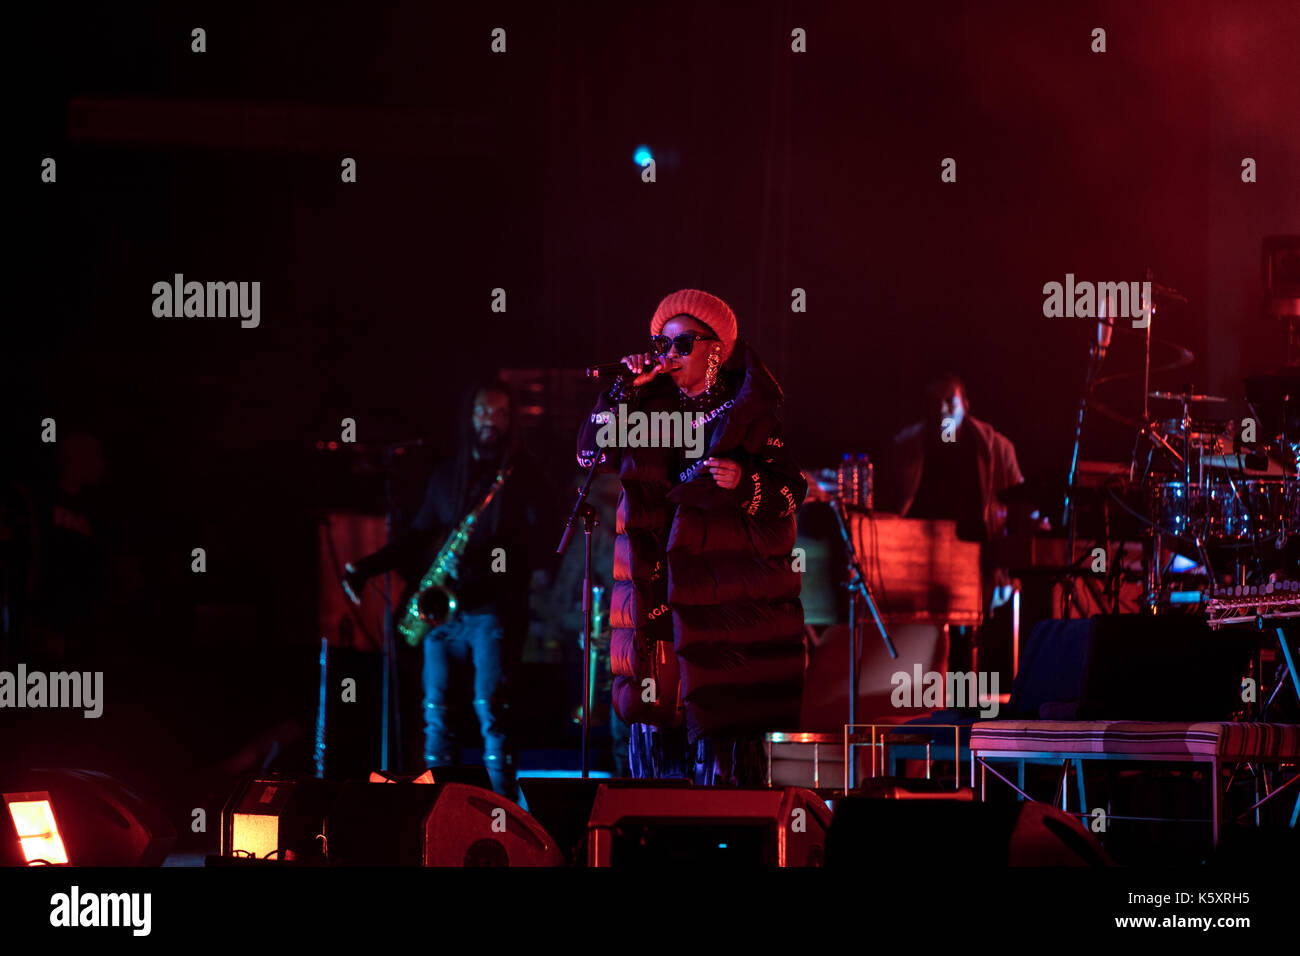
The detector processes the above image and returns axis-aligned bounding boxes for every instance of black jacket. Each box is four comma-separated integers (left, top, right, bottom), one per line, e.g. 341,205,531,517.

576,339,807,743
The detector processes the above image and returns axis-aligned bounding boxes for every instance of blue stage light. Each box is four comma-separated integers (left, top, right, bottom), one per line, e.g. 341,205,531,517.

633,146,653,167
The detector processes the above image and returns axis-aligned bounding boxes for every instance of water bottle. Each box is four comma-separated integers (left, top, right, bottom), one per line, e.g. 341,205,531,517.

857,454,874,511
837,454,853,504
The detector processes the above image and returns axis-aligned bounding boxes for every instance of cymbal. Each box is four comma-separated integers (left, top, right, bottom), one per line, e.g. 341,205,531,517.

1085,396,1143,429
1148,390,1228,404
1091,336,1195,391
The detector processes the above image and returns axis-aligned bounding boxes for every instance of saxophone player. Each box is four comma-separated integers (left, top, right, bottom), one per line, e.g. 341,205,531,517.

343,379,549,801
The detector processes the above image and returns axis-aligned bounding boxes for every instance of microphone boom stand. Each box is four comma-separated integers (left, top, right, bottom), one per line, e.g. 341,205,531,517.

830,497,895,792
557,449,605,779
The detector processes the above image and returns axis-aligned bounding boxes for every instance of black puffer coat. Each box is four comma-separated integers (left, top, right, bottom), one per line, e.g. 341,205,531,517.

576,340,806,744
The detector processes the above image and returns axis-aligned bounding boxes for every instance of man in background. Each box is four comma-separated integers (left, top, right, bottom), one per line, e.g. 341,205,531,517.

886,373,1025,544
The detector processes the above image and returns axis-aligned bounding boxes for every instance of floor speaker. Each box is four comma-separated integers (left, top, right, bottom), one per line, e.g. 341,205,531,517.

585,784,832,866
324,780,564,866
1011,615,1251,720
826,796,1111,866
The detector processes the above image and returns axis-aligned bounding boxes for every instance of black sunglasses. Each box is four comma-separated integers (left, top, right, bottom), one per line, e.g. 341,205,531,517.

651,331,717,356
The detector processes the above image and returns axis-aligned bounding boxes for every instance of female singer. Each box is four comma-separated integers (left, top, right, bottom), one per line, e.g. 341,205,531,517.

576,289,806,785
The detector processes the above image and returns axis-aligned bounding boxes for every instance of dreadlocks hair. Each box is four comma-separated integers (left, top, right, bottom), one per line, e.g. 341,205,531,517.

448,377,518,518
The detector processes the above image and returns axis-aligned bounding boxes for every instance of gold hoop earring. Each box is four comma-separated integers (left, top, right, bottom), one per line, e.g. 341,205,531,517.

705,347,721,389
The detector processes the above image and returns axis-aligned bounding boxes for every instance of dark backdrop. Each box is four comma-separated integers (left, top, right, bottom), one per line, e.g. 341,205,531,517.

5,0,1298,792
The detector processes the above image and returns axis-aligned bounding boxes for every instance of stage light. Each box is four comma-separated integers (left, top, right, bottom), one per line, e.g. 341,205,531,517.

225,777,337,862
2,771,175,866
4,792,70,865
633,145,653,167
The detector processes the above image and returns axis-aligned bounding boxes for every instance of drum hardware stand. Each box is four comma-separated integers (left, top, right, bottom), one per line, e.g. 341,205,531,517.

830,498,894,791
1261,624,1300,720
1133,418,1182,611
1096,493,1134,615
376,441,422,771
1138,271,1162,611
1144,525,1163,613
1141,267,1159,424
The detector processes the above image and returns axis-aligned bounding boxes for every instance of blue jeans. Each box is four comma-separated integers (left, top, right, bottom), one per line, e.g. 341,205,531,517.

422,609,517,801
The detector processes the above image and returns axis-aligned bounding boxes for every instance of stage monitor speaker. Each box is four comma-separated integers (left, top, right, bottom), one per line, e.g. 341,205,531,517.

221,774,340,863
585,784,832,867
1080,615,1250,720
826,797,1111,867
324,781,563,866
1010,615,1251,721
2,769,175,866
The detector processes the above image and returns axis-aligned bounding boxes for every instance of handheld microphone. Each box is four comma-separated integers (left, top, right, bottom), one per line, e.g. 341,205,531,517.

586,359,654,378
1096,294,1115,362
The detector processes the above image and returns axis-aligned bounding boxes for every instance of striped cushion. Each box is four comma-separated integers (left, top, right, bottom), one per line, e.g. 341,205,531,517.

970,721,1300,759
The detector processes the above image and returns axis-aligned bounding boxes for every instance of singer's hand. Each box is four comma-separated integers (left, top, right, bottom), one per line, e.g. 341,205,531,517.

703,457,743,490
622,353,670,387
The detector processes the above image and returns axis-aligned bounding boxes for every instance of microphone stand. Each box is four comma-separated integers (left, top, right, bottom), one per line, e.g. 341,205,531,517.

333,438,424,774
829,497,894,791
558,362,655,778
557,448,605,779
379,444,403,772
1062,324,1112,616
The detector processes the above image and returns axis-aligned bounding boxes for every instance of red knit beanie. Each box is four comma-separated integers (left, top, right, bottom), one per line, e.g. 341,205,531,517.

649,289,739,361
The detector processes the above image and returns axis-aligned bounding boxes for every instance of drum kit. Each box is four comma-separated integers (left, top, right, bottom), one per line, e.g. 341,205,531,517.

1069,279,1300,618
1144,390,1294,551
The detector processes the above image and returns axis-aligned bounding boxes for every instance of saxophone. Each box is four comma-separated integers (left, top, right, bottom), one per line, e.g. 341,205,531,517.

396,464,513,646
